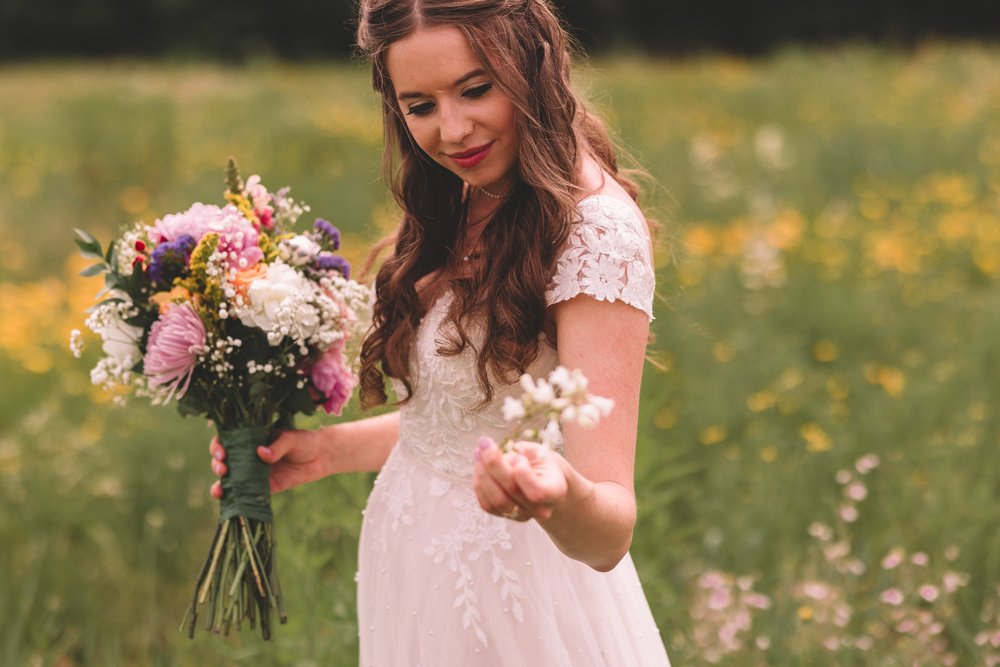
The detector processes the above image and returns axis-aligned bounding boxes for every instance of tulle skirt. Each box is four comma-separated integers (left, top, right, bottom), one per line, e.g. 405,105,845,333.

356,443,671,667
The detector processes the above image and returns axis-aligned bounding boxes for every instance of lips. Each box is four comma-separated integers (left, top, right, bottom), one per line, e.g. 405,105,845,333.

447,142,493,169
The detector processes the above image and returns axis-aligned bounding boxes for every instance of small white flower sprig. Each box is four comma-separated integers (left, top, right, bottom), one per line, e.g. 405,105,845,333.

498,366,615,455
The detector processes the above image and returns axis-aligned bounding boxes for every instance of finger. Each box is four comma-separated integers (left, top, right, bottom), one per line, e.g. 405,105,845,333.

211,458,227,478
473,458,518,514
257,430,295,463
210,480,222,500
210,436,226,461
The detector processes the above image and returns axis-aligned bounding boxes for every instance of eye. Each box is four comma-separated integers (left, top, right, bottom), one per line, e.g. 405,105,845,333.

463,83,493,99
405,102,434,117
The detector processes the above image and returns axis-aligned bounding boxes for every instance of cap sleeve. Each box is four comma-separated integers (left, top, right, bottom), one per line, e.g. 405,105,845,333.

545,195,655,320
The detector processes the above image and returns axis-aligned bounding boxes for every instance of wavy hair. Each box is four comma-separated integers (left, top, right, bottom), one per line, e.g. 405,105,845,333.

356,0,645,408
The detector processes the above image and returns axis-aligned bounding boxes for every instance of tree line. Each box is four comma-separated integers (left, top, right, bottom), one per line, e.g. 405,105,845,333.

1,0,997,60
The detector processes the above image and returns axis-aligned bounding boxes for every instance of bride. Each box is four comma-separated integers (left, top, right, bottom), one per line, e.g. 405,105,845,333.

212,0,671,664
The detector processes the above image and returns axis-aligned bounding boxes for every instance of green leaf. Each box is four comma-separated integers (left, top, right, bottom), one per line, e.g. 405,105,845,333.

178,385,210,418
73,229,104,259
284,386,317,416
80,263,108,277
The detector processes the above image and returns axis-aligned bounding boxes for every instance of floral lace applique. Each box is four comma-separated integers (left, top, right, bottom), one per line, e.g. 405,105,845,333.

371,451,414,552
546,194,655,320
423,491,525,647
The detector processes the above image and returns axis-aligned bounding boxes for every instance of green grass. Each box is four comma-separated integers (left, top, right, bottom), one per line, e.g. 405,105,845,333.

2,45,1000,665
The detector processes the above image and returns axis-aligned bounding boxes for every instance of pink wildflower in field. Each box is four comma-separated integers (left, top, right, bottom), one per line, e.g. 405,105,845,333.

879,588,904,606
919,585,940,602
145,302,207,400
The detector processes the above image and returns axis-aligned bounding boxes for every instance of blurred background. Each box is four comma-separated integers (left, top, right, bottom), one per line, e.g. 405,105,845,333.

2,1,1000,665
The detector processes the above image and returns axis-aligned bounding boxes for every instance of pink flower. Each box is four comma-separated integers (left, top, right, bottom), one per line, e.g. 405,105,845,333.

309,342,356,415
211,207,264,271
148,203,227,244
879,588,904,606
144,303,207,401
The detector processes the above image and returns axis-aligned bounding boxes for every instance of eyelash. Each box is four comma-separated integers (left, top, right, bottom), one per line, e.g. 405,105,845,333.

405,83,493,117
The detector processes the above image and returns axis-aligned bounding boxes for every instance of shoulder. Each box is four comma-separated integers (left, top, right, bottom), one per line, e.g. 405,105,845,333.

544,191,656,320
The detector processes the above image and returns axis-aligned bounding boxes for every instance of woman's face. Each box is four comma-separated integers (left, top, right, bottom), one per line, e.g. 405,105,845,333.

386,25,520,194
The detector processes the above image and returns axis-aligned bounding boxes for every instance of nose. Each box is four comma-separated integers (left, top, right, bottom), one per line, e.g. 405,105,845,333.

438,101,470,145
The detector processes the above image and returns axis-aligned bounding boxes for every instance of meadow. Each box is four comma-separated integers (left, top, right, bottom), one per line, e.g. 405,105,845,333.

1,44,1000,665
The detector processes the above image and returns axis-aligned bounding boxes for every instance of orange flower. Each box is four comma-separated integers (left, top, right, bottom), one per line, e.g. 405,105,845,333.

231,263,268,299
150,286,197,314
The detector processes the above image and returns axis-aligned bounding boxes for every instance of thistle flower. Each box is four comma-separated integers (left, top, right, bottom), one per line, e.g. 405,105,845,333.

144,303,208,401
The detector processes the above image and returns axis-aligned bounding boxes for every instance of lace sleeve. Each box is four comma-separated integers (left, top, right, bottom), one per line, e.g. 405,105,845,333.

545,195,655,320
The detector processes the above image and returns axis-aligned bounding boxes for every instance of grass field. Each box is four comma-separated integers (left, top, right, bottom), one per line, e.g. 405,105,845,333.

2,44,1000,665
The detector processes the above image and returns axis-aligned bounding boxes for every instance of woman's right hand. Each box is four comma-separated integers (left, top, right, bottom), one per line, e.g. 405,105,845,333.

210,428,328,500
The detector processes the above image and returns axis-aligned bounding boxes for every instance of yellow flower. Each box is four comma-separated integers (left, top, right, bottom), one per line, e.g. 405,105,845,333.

800,423,832,453
699,425,727,446
812,339,839,363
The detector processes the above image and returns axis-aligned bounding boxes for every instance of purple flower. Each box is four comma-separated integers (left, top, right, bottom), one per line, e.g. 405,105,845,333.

313,219,341,249
315,253,351,279
147,234,197,288
309,342,356,415
144,303,207,401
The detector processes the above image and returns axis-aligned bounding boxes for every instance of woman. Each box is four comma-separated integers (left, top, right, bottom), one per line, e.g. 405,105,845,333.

211,0,670,664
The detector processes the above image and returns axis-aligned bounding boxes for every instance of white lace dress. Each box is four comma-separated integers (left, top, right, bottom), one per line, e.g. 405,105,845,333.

356,195,671,666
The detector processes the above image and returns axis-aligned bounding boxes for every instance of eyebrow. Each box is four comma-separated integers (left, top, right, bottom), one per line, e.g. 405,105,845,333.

397,69,488,101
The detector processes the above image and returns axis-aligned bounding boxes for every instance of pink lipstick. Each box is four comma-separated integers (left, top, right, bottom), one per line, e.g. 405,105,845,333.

447,142,493,169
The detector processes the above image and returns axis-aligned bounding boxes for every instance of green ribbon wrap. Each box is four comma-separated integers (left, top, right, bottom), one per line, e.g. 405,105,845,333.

218,425,273,523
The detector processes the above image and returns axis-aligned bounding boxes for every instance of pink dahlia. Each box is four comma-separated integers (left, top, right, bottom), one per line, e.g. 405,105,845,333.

145,302,207,401
309,342,356,415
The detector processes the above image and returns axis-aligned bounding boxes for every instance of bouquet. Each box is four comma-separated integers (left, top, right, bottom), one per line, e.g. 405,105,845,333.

70,159,373,639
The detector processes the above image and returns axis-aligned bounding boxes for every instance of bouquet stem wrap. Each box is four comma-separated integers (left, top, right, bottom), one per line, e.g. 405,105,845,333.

218,426,272,523
182,425,287,639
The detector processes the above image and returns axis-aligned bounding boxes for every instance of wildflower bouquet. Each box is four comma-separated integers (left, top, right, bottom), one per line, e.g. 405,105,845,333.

71,159,372,639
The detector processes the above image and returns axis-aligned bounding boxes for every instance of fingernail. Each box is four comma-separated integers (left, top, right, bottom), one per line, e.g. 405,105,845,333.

476,437,492,452
214,451,223,460
259,446,272,458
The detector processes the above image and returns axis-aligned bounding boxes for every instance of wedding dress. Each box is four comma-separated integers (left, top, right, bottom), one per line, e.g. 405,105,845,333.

357,194,671,666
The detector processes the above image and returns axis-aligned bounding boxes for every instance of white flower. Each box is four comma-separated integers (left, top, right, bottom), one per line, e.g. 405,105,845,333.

239,261,322,344
540,418,564,448
501,396,527,422
588,395,615,417
279,235,322,266
576,403,602,429
69,329,84,358
530,380,555,405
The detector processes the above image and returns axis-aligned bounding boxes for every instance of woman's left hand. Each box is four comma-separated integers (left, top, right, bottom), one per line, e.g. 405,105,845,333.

472,437,571,522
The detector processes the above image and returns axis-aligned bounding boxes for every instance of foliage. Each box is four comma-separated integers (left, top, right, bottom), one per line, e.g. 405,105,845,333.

1,46,1000,664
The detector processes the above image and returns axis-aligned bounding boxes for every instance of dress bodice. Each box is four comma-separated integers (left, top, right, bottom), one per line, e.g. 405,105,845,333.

396,194,655,482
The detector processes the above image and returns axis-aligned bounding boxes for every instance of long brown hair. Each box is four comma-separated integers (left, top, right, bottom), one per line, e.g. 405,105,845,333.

356,0,644,408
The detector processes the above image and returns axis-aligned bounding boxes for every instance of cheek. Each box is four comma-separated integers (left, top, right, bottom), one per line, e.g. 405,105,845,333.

403,118,438,158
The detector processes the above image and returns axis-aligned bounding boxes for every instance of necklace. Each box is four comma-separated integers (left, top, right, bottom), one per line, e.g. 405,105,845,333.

477,185,512,201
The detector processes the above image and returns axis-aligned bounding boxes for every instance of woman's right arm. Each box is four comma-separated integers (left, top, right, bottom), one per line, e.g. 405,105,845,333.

210,411,400,498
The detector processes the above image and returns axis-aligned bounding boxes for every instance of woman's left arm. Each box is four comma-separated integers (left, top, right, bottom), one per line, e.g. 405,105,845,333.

473,294,648,572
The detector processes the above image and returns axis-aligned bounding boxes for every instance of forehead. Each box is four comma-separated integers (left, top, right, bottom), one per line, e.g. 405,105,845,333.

386,25,485,94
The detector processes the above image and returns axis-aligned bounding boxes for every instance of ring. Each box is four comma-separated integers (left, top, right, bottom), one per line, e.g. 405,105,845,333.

502,506,521,520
